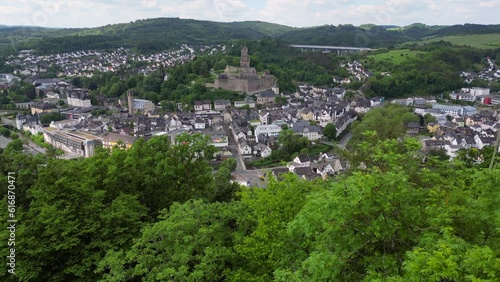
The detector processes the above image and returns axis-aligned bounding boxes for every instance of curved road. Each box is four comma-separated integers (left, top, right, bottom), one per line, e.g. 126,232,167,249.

1,115,47,155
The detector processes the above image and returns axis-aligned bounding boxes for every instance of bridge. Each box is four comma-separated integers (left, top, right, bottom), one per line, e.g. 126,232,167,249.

290,44,374,55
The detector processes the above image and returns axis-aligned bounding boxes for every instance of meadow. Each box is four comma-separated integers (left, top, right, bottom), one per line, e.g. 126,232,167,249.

367,49,427,65
419,33,500,49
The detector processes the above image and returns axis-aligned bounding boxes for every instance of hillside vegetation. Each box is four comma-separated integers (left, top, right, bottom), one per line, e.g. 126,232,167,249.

1,19,500,55
0,18,297,54
1,129,499,281
367,49,427,65
418,33,500,49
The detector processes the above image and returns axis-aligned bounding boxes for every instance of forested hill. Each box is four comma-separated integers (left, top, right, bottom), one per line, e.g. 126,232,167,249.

0,18,297,54
279,24,406,48
1,18,500,54
279,24,500,47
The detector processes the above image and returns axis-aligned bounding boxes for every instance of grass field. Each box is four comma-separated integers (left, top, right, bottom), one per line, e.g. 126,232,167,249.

419,33,500,49
367,49,427,65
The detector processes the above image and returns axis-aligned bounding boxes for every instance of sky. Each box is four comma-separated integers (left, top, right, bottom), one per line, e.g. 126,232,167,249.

1,0,499,28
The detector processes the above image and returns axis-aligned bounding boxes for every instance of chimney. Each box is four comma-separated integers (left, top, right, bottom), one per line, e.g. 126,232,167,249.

127,90,134,115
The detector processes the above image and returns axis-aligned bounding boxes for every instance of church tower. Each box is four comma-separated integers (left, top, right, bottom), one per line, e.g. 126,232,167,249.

240,46,250,68
127,90,134,116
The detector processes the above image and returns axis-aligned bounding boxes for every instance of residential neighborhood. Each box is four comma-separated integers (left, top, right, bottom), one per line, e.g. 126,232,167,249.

8,81,376,182
8,74,500,184
461,57,500,84
1,45,499,187
5,44,225,77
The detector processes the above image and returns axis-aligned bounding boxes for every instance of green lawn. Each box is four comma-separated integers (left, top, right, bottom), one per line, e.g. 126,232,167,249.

418,33,500,49
367,49,427,65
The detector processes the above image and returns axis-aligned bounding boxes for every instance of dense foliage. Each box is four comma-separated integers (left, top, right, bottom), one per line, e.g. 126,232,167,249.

1,18,295,54
363,42,500,98
2,19,499,56
0,133,241,281
350,104,420,144
1,129,499,281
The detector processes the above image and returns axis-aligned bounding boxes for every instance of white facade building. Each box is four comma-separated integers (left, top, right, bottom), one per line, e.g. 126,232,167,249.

254,124,282,143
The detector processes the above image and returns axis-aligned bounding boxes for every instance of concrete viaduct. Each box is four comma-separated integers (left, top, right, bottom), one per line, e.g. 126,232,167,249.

290,44,375,55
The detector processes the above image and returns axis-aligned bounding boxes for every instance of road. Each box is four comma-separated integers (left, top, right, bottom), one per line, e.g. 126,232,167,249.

1,115,16,127
337,132,353,149
21,136,47,155
0,135,12,149
225,124,271,187
1,115,47,155
227,145,246,171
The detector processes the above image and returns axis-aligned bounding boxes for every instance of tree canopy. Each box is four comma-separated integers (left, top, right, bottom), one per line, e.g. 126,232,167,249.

1,130,499,281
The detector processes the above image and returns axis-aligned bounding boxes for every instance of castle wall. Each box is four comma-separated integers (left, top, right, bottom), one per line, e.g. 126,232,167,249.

247,76,275,93
214,76,275,93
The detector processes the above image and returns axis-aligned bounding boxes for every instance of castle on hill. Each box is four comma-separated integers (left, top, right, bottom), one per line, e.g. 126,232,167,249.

213,46,275,93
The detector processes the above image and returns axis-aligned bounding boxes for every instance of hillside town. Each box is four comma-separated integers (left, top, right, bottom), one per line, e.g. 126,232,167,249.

391,92,500,160
461,56,500,83
3,77,497,185
0,47,499,186
4,44,225,77
9,83,363,182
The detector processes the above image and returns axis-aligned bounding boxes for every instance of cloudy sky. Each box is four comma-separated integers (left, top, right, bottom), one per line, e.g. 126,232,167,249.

1,0,499,28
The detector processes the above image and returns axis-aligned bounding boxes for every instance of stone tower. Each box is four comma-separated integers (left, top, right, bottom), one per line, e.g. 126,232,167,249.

127,90,134,115
240,46,250,68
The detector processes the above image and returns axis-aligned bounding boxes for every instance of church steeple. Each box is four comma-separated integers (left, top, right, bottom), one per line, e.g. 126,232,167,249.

240,46,250,68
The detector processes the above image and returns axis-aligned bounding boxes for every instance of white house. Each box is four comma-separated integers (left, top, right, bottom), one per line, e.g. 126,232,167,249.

255,124,282,143
214,99,231,111
291,122,323,141
449,92,476,102
314,159,337,176
432,104,463,117
234,97,256,108
67,88,92,107
239,139,253,155
194,101,203,111
253,143,272,158
293,154,311,167
194,118,205,129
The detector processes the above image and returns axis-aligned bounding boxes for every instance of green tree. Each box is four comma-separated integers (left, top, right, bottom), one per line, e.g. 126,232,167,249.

142,75,161,92
351,104,419,145
160,100,176,112
220,158,237,172
278,129,310,155
40,112,65,126
424,113,437,124
98,200,241,281
234,174,323,280
0,127,11,137
276,138,430,281
323,123,337,141
5,138,23,151
214,58,228,70
13,159,147,281
71,77,83,88
213,167,240,202
274,96,287,106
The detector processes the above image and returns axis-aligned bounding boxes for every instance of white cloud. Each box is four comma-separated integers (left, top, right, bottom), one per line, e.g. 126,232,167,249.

142,0,157,8
0,0,499,28
478,1,498,8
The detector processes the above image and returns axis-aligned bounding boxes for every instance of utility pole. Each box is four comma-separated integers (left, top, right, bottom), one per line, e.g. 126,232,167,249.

489,127,500,169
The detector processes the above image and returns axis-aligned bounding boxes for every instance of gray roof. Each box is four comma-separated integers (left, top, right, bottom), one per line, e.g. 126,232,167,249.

258,90,277,98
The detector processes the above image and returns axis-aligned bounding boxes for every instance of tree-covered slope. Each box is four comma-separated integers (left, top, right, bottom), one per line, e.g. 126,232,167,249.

1,129,499,281
278,23,500,48
2,19,500,55
1,18,297,54
279,24,406,48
